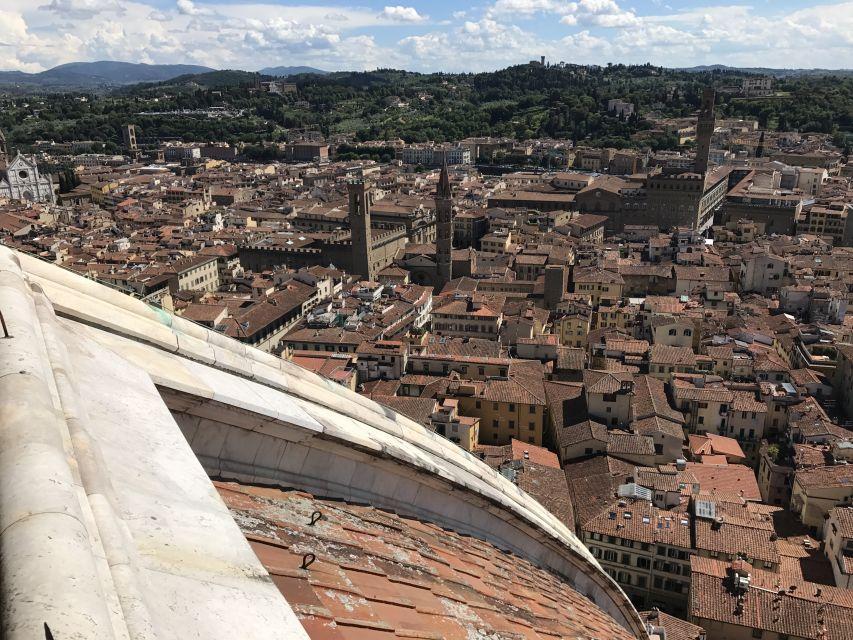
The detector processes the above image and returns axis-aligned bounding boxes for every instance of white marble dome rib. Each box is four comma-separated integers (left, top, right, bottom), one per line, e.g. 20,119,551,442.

0,246,648,639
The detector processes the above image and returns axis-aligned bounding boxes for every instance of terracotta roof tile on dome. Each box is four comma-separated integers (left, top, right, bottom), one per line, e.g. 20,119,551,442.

217,482,638,640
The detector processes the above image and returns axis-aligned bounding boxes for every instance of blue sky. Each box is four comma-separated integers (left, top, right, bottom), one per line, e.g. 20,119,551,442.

2,0,853,72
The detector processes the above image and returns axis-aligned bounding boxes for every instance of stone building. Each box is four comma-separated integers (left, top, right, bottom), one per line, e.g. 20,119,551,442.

0,148,56,205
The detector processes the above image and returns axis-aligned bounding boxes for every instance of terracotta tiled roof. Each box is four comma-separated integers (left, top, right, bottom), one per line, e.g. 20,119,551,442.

480,375,547,405
216,482,637,640
556,346,586,370
604,337,650,355
688,434,746,460
631,375,684,426
564,456,635,528
828,507,853,542
371,395,437,426
584,500,692,548
515,462,576,531
510,439,561,469
694,518,780,564
795,464,853,489
672,379,734,404
573,266,624,284
674,265,731,283
607,431,655,458
583,369,633,394
705,345,735,360
649,344,697,366
690,556,853,640
633,415,685,440
544,381,586,431
635,467,696,493
730,390,767,413
639,610,704,640
359,379,401,396
686,462,761,500
558,419,609,448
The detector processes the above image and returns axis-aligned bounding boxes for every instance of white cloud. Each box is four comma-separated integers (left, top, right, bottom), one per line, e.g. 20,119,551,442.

488,0,567,16
242,17,341,50
379,6,427,23
2,0,853,74
176,0,210,17
489,0,637,27
40,0,125,19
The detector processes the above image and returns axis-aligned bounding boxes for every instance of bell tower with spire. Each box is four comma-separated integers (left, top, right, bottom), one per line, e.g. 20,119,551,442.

435,162,453,292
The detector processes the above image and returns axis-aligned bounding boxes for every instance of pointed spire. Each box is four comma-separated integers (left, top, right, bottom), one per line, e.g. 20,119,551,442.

437,160,451,199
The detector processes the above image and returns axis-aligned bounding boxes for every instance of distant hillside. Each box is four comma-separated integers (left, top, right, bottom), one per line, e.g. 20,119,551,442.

0,61,214,90
2,63,849,154
259,66,328,77
141,70,262,90
680,64,853,78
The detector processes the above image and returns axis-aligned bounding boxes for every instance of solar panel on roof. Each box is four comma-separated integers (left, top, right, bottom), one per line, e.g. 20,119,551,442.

617,482,653,502
695,500,716,520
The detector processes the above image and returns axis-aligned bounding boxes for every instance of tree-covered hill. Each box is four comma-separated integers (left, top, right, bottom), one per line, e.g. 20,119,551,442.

1,63,850,151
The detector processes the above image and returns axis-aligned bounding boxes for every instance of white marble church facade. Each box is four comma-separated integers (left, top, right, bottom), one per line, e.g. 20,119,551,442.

0,153,56,204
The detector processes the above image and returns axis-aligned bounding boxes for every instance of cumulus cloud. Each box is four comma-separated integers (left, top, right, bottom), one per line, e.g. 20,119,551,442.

176,0,210,17
242,17,340,50
489,0,637,26
380,6,427,23
4,0,853,74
